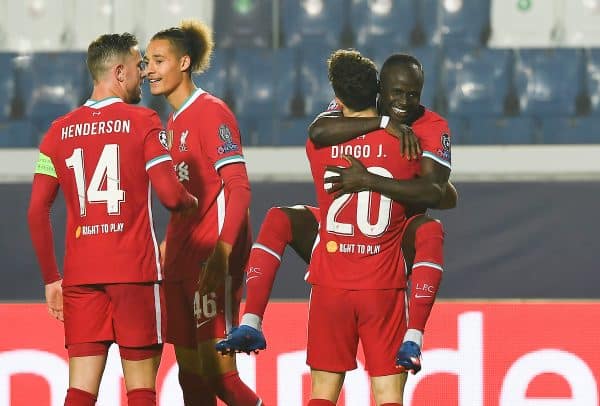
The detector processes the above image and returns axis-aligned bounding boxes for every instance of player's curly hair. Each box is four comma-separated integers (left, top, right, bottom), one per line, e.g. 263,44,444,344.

87,33,138,81
327,49,378,112
152,19,214,74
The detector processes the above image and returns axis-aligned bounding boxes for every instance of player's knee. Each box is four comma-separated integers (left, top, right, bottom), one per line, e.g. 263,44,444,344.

370,374,405,405
415,219,444,246
174,346,202,374
265,206,291,227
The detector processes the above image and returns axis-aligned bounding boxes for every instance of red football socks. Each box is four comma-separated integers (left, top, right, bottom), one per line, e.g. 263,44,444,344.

212,371,262,406
64,388,96,406
126,388,156,406
178,370,216,405
408,220,444,332
243,207,293,318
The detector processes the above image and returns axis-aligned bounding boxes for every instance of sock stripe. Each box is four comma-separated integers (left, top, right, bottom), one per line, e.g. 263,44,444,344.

412,261,443,272
252,242,282,261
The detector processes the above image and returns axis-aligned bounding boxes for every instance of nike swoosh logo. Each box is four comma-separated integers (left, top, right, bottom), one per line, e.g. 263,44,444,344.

196,319,212,328
415,294,433,298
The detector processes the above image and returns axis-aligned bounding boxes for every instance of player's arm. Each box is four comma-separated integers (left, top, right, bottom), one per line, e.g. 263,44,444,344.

201,162,251,293
143,114,198,212
147,160,198,212
309,113,421,159
326,155,450,208
27,153,64,321
199,103,251,293
437,181,458,209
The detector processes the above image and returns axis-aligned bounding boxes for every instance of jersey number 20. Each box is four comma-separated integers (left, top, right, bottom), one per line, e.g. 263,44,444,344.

325,166,393,238
65,144,125,217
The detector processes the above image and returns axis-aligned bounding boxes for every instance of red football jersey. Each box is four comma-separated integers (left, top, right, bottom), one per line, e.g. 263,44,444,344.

164,89,251,280
324,100,452,174
409,108,452,175
306,128,414,290
36,98,172,286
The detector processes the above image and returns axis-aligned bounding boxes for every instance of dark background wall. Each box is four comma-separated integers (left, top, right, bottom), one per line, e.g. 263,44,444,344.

3,181,598,301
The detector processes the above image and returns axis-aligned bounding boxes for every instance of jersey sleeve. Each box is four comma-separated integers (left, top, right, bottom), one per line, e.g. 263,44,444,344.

418,119,452,170
141,110,173,171
30,130,61,284
198,101,246,171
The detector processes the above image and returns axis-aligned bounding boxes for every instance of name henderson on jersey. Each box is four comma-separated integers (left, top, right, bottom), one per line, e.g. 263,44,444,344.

61,119,131,140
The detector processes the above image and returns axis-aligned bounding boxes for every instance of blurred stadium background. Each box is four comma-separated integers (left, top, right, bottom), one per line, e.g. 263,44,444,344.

1,0,599,405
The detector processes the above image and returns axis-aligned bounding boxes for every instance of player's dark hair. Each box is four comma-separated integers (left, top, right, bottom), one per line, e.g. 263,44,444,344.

381,53,425,86
87,33,138,81
327,49,378,112
151,19,214,74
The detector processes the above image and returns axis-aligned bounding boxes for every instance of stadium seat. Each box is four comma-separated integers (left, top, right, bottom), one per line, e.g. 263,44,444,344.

194,49,230,98
445,114,468,145
229,48,276,118
0,53,16,120
587,49,600,115
25,52,90,130
467,116,538,144
438,0,491,47
213,0,273,48
281,0,346,48
515,49,582,116
539,116,600,144
238,114,276,146
417,0,442,46
442,47,511,116
0,120,36,147
351,0,415,49
277,117,312,146
275,46,334,120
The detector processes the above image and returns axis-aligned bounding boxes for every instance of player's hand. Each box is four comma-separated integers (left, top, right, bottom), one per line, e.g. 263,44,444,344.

45,280,64,322
385,119,421,160
173,195,198,222
159,240,166,270
199,240,232,294
324,155,371,199
395,341,422,374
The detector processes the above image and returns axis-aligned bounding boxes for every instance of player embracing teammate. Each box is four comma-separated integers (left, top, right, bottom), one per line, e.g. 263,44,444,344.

218,50,454,405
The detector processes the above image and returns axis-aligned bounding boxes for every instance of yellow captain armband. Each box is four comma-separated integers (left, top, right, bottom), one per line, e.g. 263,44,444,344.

34,152,57,178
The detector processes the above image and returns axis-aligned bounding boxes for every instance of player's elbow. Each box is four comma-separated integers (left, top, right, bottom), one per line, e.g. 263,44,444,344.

420,184,445,208
308,119,330,147
157,191,189,212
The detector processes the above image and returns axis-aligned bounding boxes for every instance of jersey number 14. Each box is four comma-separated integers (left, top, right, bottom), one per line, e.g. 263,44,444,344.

65,144,126,217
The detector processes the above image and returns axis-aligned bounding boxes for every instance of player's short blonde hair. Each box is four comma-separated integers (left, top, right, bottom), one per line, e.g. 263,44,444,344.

151,19,214,74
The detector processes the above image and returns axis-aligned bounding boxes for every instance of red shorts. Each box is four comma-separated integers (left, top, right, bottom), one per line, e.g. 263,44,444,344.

306,285,407,376
164,274,243,347
63,282,166,348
